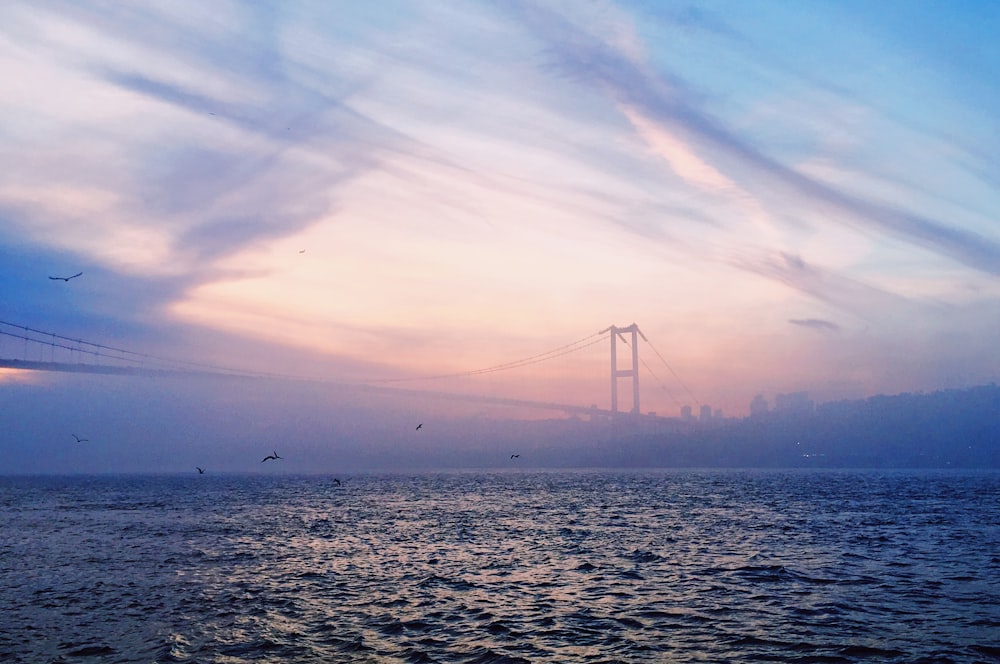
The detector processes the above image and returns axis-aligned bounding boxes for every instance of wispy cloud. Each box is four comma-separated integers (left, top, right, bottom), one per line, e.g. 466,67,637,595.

512,1,1000,276
789,318,841,333
733,251,916,322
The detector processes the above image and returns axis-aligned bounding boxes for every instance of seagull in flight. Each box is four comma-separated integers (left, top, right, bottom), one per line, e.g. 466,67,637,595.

196,467,205,474
261,450,282,463
49,272,83,282
71,434,88,443
415,423,423,430
510,454,520,459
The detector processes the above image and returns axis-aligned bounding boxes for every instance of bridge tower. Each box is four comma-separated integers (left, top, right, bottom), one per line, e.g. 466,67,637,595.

604,323,643,415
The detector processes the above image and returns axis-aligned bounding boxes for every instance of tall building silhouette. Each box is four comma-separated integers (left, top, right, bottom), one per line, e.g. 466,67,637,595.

776,391,814,414
750,394,769,417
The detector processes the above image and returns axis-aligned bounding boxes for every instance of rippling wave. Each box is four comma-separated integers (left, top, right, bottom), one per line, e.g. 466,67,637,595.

1,470,997,662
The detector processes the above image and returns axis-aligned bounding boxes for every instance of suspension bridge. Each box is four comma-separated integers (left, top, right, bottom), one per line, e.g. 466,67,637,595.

0,319,698,418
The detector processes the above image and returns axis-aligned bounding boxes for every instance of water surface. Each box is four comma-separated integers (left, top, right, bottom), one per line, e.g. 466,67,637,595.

1,470,997,662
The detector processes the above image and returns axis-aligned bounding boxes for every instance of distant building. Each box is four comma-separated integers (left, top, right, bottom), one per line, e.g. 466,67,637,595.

713,408,723,420
681,405,693,421
699,404,712,422
750,394,769,417
775,391,814,414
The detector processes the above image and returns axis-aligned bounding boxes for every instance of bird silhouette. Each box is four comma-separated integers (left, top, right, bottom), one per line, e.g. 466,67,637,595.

261,451,282,463
510,454,520,459
71,433,88,443
49,272,83,282
333,478,342,486
196,467,205,474
415,423,423,430
298,249,306,253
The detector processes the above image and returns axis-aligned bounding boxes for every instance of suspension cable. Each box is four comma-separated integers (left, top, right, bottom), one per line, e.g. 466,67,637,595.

372,329,609,383
643,334,701,407
0,320,275,377
613,333,684,408
2,318,696,410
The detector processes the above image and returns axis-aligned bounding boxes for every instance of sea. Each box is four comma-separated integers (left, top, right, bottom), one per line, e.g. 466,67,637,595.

1,469,998,663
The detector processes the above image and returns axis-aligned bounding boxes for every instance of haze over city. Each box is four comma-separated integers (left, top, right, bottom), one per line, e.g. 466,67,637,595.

2,1,999,472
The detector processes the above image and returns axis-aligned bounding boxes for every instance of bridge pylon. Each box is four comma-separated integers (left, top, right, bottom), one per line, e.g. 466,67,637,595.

601,323,646,415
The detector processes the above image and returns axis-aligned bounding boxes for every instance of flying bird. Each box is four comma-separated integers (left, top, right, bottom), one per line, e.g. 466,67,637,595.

261,451,282,463
196,467,205,474
71,434,88,443
415,423,423,430
510,454,520,459
298,249,305,253
49,272,83,282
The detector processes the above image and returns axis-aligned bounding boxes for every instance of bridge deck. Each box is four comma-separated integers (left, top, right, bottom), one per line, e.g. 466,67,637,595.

0,358,621,417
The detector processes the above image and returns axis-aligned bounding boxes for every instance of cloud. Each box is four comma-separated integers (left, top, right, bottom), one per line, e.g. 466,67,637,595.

175,214,313,263
669,5,744,40
734,251,915,321
789,318,841,332
621,105,732,192
511,2,1000,276
100,70,228,118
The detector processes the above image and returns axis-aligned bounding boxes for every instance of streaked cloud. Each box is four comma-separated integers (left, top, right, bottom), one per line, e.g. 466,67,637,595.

514,1,1000,276
733,251,928,325
788,318,841,333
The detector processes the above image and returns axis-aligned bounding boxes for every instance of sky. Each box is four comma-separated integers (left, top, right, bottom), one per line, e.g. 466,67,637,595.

2,1,1000,471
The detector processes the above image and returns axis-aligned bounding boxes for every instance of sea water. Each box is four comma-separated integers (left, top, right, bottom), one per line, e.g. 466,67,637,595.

1,469,998,663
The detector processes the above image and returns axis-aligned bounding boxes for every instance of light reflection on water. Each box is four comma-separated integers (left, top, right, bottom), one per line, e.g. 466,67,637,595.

1,470,998,663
